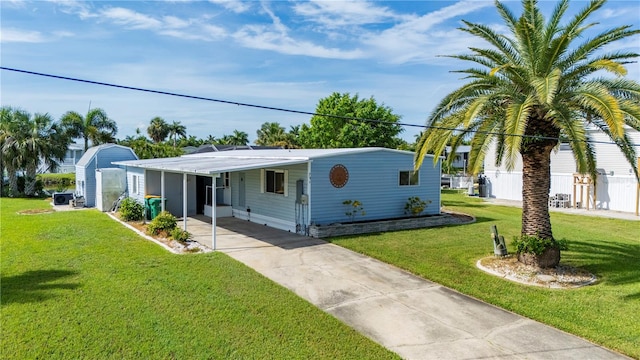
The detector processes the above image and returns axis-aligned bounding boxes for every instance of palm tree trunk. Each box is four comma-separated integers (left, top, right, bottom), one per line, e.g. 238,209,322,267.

521,147,553,240
6,164,19,196
24,161,38,196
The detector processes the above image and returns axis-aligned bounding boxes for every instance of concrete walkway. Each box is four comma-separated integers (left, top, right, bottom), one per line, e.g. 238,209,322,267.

181,216,628,360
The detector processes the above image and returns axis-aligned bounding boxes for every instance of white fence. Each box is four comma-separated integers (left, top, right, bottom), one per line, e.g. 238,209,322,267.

485,171,639,213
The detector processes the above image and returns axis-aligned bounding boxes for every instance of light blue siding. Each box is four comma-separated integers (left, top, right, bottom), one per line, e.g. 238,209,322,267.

232,163,308,226
75,145,137,207
126,167,145,205
309,151,440,225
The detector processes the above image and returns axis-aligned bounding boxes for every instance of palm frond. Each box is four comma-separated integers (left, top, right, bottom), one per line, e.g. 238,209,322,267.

532,68,561,105
574,83,625,138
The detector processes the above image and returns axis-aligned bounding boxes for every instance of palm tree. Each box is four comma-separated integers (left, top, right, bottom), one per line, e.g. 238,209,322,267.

60,108,118,151
22,113,69,196
167,121,187,148
147,117,169,143
221,130,249,145
256,122,286,146
0,107,30,196
415,0,639,267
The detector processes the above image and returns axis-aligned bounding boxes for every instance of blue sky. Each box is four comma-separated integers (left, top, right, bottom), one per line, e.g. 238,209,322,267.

1,0,639,144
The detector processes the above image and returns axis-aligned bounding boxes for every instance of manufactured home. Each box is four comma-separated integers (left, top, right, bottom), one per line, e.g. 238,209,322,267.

114,148,441,237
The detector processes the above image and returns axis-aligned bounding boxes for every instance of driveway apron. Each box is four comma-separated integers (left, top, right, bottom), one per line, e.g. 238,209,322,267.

207,217,626,360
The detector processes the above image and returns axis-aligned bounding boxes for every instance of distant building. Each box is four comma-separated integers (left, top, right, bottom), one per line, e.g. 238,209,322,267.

37,143,84,174
484,127,640,214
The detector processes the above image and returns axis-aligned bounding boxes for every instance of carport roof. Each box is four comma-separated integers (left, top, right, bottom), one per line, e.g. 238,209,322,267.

112,147,418,175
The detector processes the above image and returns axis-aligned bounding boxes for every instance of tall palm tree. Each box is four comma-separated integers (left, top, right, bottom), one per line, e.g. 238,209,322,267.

415,0,640,267
167,121,187,148
0,107,30,196
22,113,69,196
147,116,169,143
60,108,118,151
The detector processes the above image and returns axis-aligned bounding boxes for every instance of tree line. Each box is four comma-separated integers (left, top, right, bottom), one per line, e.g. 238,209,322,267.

1,92,411,196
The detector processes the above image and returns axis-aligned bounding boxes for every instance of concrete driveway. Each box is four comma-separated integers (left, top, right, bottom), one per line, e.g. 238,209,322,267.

184,216,627,359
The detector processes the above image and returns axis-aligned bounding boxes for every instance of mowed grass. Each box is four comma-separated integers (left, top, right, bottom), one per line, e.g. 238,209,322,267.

330,190,640,358
1,198,398,359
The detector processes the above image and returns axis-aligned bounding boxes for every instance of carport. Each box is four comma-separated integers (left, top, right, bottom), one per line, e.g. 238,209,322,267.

114,155,307,250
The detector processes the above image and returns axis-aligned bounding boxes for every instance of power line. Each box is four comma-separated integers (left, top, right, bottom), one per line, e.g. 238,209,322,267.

1,66,638,147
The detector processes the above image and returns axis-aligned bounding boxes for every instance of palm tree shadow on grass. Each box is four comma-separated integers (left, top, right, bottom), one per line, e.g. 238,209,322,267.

567,240,640,293
1,270,80,305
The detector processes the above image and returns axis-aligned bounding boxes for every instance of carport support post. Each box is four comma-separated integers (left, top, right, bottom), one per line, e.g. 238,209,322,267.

183,173,188,231
161,171,165,213
212,174,217,250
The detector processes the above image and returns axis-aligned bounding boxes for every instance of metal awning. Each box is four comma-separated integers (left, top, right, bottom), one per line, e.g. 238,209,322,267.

113,156,309,175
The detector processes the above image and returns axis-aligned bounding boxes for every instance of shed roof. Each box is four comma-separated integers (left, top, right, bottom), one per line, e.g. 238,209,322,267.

114,147,425,175
76,144,137,167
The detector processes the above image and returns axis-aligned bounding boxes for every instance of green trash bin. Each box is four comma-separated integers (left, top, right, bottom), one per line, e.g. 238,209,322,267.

148,197,165,220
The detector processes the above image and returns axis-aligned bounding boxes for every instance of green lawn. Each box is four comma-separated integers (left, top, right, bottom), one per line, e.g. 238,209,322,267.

330,190,640,358
0,198,397,359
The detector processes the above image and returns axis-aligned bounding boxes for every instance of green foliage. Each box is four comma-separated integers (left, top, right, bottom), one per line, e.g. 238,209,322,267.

343,199,365,222
118,137,183,159
147,116,169,143
299,92,404,149
37,173,75,187
118,197,145,222
147,211,177,235
170,227,192,243
60,108,117,150
404,196,431,216
512,234,569,256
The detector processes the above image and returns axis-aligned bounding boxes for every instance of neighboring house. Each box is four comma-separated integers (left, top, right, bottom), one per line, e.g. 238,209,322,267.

75,144,138,208
484,127,640,214
445,145,471,172
37,143,84,174
113,148,441,236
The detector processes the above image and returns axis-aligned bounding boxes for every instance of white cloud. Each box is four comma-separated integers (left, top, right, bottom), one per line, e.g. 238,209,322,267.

208,0,250,14
233,3,364,59
0,28,46,43
47,0,95,19
361,0,495,64
163,15,190,29
100,7,163,30
294,0,402,28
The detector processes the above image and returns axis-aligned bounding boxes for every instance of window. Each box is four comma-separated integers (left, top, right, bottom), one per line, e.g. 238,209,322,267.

399,170,419,186
262,169,288,195
132,175,139,194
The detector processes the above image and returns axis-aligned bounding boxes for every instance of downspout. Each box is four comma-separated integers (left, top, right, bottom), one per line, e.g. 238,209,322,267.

183,173,188,231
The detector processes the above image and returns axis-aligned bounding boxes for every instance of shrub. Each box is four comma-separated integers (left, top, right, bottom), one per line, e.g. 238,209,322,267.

119,197,145,221
171,227,192,243
147,211,177,236
343,200,365,222
512,234,568,255
404,196,431,216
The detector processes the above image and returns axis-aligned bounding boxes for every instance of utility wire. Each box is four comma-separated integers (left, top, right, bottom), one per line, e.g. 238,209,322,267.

1,66,638,147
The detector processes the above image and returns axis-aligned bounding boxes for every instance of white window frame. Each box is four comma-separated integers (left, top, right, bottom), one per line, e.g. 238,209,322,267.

260,169,288,196
399,170,419,186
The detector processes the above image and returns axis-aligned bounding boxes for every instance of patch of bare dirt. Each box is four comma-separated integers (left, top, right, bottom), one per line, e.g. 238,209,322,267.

18,208,54,215
477,255,596,288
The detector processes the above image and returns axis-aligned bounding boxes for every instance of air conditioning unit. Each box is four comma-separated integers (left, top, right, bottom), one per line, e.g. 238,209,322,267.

53,192,74,206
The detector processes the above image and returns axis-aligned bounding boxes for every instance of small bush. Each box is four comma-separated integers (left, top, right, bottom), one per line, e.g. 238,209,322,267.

147,211,177,235
119,197,145,221
404,196,431,216
512,234,568,255
171,227,192,243
343,200,365,222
